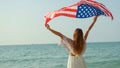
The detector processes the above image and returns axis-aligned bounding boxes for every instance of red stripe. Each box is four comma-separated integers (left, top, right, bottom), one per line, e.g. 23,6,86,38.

55,13,76,18
60,8,77,12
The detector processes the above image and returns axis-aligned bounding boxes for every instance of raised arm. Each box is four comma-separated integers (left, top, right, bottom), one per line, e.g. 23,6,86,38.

45,24,64,39
84,16,98,41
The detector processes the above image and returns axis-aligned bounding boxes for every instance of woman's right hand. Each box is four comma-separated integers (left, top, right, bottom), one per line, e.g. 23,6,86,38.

45,24,51,30
45,24,64,39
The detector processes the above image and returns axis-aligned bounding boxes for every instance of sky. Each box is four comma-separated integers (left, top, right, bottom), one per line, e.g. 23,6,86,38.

0,0,120,45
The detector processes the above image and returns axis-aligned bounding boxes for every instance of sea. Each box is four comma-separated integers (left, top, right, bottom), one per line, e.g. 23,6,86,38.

0,42,120,68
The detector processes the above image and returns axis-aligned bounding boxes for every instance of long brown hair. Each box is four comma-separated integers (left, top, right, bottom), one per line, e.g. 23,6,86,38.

73,28,86,55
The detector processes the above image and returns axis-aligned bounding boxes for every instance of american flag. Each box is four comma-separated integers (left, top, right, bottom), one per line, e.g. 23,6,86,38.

44,0,113,25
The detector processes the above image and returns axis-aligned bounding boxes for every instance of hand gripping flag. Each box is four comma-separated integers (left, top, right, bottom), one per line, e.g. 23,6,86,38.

44,0,113,25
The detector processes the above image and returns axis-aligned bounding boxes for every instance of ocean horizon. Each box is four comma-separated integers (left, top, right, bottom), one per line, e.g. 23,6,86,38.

0,42,120,68
0,41,120,46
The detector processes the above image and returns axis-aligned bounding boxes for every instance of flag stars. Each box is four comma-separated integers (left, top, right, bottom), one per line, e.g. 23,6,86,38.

80,13,83,16
79,11,81,13
76,4,105,18
84,6,86,9
82,15,85,17
77,15,81,17
79,6,82,9
87,11,90,13
90,8,92,11
85,8,88,11
83,11,86,13
88,7,91,9
81,9,84,11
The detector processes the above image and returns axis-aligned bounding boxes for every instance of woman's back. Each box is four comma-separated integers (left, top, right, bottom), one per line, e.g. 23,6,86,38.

61,35,86,68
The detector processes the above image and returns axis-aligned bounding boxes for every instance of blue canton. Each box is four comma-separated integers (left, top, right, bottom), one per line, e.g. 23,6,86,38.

76,4,106,18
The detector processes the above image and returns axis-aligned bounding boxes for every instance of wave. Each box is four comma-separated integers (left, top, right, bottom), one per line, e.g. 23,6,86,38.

88,59,120,68
53,64,66,68
0,58,41,63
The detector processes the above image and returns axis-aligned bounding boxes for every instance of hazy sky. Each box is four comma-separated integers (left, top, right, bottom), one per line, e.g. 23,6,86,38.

0,0,120,45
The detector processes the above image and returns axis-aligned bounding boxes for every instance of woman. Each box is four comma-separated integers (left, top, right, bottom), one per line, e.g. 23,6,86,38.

45,16,98,68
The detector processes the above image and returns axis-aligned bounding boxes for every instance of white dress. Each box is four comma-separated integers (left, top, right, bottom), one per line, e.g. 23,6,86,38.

60,35,87,68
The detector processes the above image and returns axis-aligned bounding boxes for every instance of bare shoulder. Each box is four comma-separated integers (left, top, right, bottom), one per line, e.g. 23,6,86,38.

63,35,73,43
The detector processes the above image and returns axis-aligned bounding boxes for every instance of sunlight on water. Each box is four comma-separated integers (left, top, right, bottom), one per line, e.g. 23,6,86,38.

0,42,120,68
